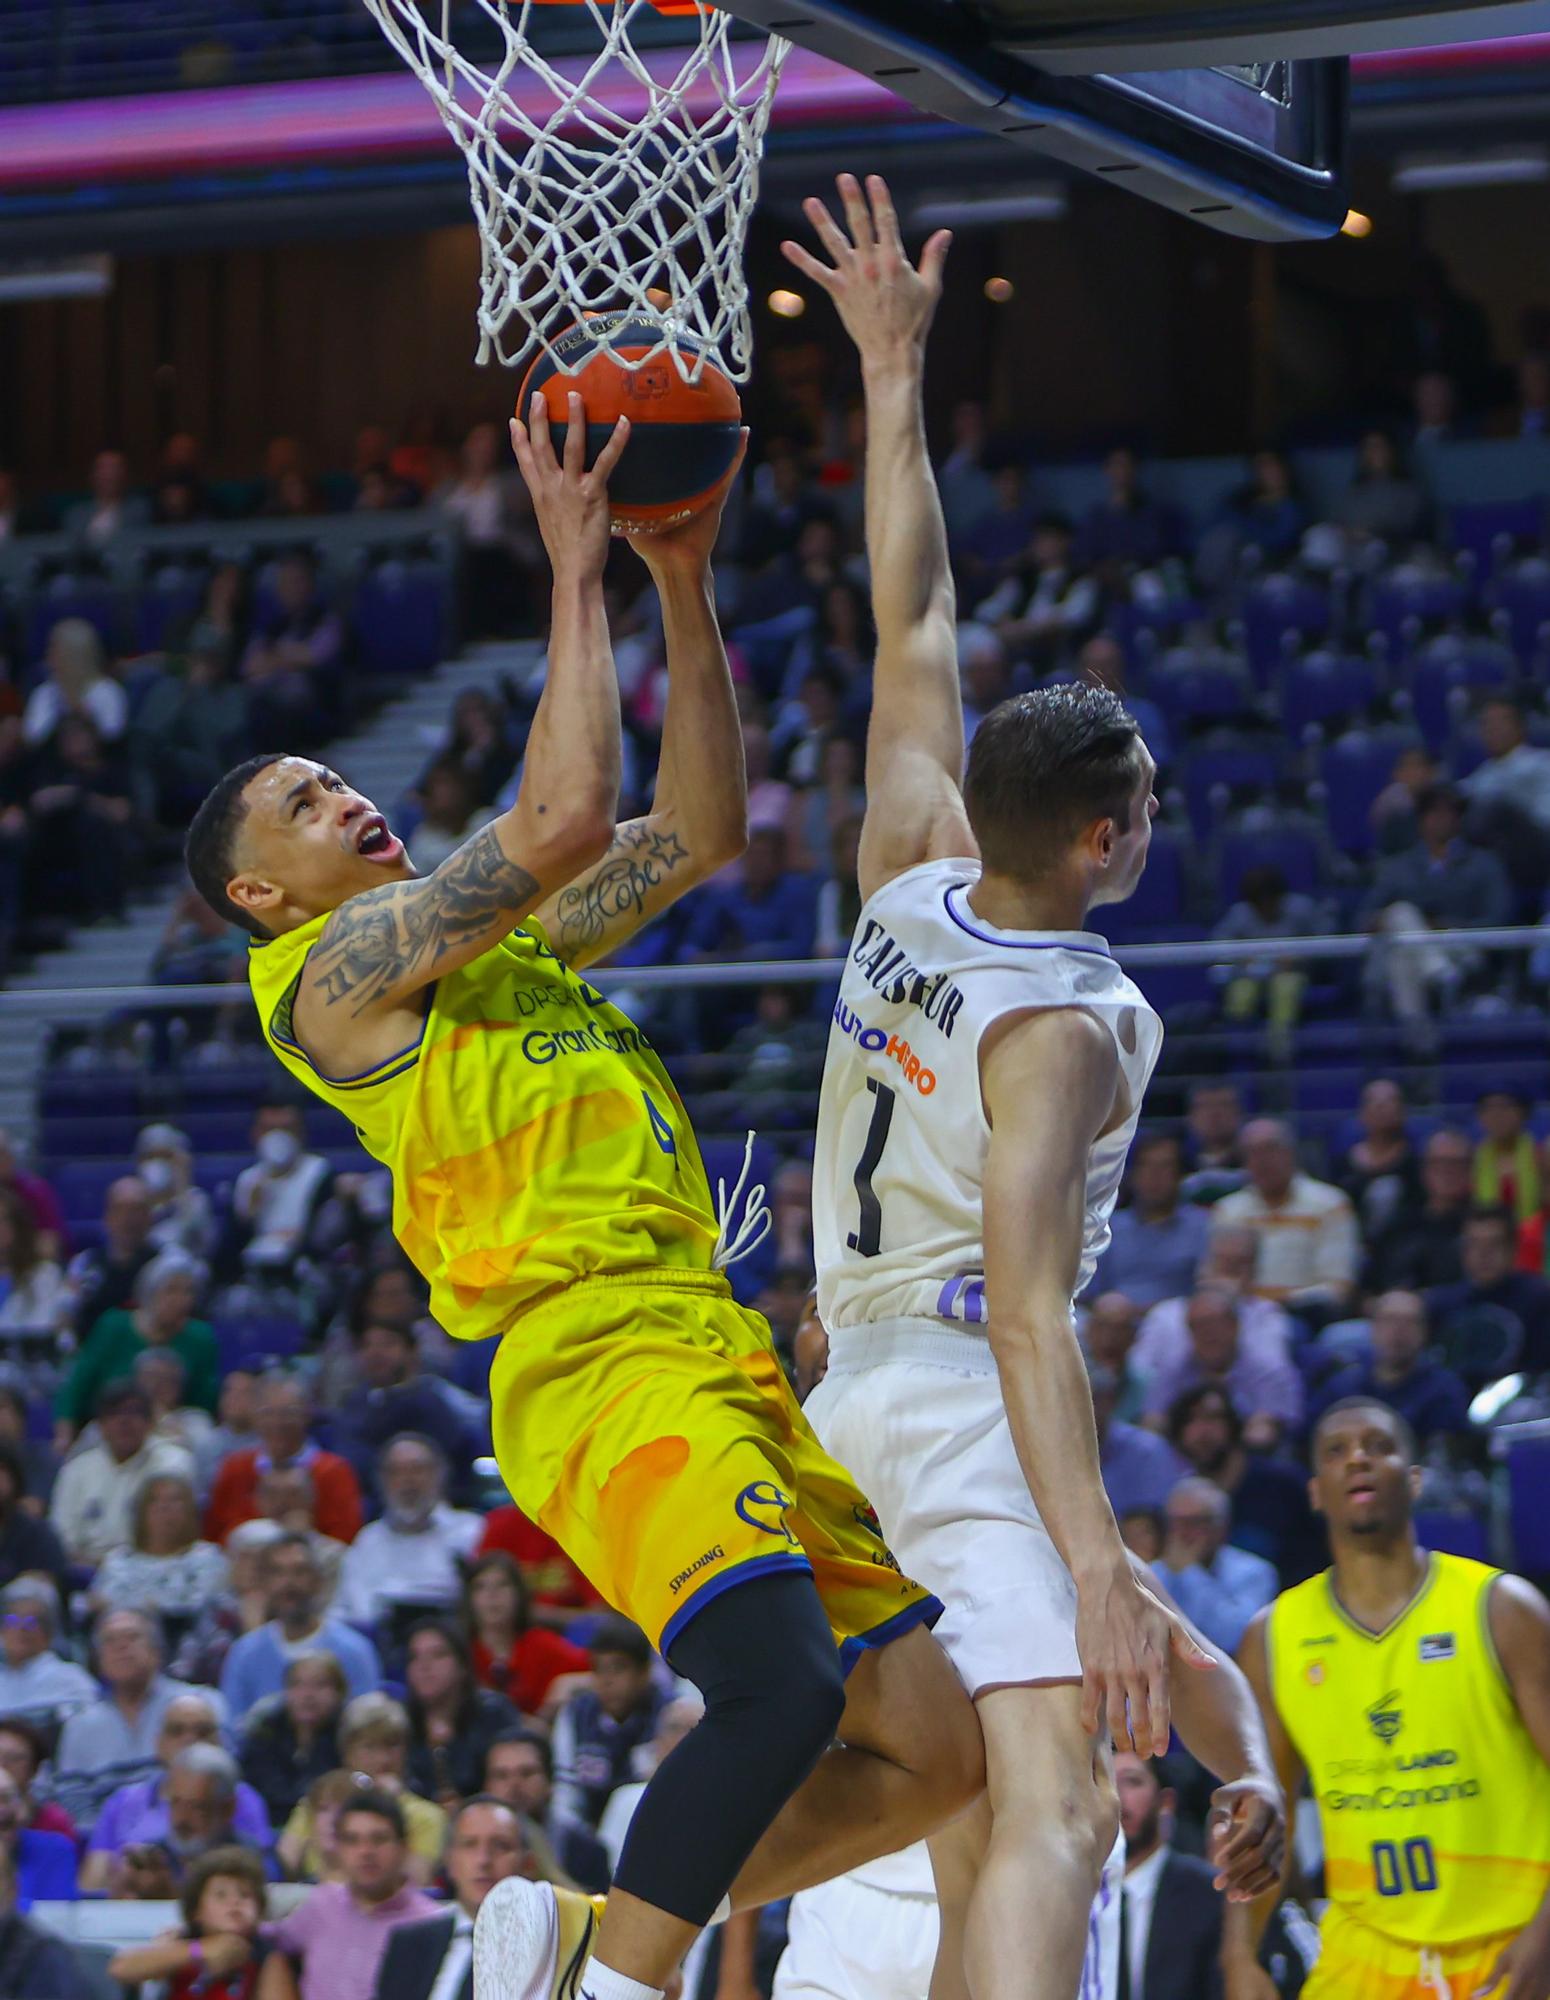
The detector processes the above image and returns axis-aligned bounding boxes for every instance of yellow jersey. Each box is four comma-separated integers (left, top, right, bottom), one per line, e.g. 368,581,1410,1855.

247,912,720,1340
1268,1551,1550,1950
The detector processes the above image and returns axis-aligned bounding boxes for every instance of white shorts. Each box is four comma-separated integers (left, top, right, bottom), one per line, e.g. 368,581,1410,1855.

772,1836,1124,2000
774,1867,939,2000
807,1323,1080,1696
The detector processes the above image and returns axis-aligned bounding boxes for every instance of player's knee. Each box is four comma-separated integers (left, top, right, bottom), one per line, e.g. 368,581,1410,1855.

781,1640,848,1767
996,1775,1114,1890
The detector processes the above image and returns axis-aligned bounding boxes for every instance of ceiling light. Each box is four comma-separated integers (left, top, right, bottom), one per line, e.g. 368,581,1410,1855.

1393,150,1549,193
767,289,805,318
913,187,1067,228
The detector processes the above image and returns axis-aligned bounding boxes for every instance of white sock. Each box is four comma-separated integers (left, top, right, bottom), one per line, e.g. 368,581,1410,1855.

579,1959,663,2000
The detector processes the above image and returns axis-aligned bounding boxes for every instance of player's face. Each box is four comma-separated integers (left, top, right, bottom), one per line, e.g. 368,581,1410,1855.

1310,1408,1419,1540
227,757,413,932
1113,1753,1166,1849
1088,749,1158,908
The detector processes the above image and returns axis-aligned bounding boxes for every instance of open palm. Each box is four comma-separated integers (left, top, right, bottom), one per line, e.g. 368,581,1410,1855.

781,172,950,364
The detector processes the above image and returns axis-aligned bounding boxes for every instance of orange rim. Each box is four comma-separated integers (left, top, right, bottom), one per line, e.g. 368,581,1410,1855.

528,1,708,10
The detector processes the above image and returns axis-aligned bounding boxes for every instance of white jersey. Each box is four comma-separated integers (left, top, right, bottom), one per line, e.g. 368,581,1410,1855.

814,856,1162,1335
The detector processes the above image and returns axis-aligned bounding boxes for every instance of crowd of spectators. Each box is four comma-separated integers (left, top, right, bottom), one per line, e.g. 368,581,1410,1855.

5,363,1550,1012
0,422,492,976
0,1037,1542,1991
0,1143,707,1996
1,319,1549,1992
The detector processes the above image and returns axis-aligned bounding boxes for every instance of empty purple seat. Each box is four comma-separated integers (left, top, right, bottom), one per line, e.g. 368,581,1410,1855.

1318,729,1419,856
1179,740,1286,839
1488,562,1550,664
1277,652,1380,736
355,562,449,677
1448,499,1545,576
1239,577,1331,681
1218,824,1323,902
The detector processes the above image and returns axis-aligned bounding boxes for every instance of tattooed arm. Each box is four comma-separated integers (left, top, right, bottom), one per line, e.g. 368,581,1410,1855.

536,493,749,971
292,395,626,1055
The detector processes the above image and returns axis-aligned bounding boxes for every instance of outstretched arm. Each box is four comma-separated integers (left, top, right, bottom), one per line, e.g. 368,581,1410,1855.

1220,1606,1308,1997
535,441,751,968
296,394,626,1037
784,174,973,902
1141,1560,1286,1904
981,1005,1211,1758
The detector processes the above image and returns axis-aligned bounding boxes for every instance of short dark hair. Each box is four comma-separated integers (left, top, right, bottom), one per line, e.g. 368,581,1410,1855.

1465,1202,1517,1240
1311,1396,1418,1466
352,1318,414,1351
266,1529,320,1571
1118,1502,1166,1543
336,1785,407,1844
348,1262,424,1336
963,684,1142,879
1416,781,1462,819
1130,1131,1180,1170
0,1716,45,1779
589,1616,653,1669
180,1844,268,1934
1165,1382,1243,1450
185,753,286,940
96,1378,150,1420
485,1727,552,1784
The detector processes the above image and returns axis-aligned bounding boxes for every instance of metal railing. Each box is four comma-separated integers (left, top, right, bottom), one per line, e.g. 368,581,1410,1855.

5,924,1545,1016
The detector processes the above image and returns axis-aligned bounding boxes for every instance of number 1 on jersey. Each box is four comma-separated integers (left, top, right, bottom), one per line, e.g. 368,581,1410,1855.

847,1078,896,1257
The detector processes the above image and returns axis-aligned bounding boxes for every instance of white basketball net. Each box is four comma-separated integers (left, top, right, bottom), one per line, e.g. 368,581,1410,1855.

361,0,789,381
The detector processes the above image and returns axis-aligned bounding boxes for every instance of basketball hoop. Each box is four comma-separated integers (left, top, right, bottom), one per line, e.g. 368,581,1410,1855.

361,0,789,381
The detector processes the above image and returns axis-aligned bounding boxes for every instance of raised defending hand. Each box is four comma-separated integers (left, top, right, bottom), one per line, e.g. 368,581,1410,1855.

509,389,630,582
780,172,950,368
1077,1561,1215,1758
626,429,749,575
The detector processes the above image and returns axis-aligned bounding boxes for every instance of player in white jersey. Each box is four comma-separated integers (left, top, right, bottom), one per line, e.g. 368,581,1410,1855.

771,1306,1286,2000
782,176,1270,2000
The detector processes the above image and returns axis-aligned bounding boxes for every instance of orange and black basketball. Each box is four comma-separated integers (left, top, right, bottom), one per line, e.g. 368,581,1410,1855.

518,316,743,534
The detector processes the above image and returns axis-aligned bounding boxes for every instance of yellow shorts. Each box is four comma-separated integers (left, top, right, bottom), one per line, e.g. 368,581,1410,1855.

1306,1904,1517,2000
488,1268,942,1657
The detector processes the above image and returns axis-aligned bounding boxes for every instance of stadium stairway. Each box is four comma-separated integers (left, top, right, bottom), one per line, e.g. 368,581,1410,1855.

0,639,541,1149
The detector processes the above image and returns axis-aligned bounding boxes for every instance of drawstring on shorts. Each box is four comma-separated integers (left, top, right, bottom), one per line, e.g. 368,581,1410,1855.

1418,1948,1450,1999
711,1129,772,1272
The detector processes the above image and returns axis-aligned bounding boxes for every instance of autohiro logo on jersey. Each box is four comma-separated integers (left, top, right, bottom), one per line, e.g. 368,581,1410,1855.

832,1000,937,1095
848,921,965,1038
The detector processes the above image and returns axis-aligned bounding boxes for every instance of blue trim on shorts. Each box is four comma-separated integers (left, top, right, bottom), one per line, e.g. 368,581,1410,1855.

838,1593,945,1678
659,1550,814,1657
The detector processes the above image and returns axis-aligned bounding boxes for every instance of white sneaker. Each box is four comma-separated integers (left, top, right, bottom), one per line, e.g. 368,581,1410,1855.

474,1878,604,2000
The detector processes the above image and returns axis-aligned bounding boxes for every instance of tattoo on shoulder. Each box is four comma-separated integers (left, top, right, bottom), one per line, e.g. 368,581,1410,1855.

309,822,539,1015
554,820,689,959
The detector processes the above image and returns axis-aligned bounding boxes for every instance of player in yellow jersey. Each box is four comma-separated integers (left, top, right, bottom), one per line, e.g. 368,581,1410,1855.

184,395,989,2000
1228,1397,1550,2000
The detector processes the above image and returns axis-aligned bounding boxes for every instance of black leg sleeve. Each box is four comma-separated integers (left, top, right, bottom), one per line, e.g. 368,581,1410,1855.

610,1570,847,1926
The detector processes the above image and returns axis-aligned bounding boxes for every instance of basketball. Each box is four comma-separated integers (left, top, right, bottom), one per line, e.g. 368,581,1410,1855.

518,315,743,534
